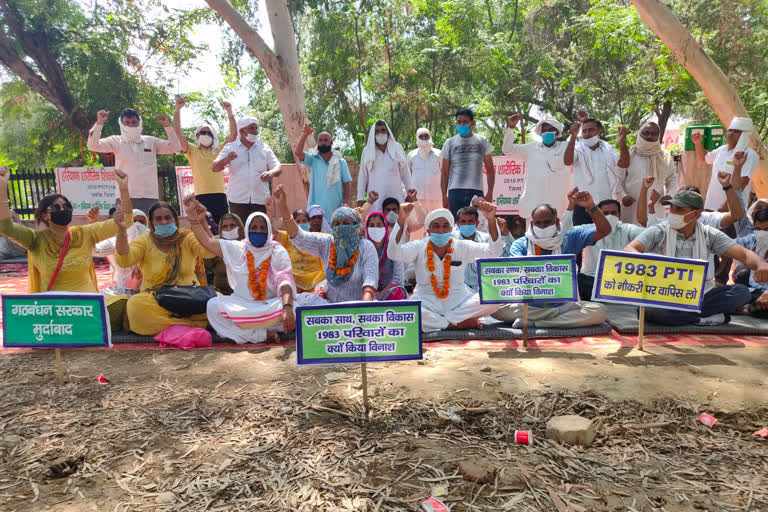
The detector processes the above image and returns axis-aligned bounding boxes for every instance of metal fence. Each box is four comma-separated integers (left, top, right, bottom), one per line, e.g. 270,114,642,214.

6,167,180,218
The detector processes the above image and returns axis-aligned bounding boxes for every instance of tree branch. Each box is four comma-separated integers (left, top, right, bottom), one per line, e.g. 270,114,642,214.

205,0,279,72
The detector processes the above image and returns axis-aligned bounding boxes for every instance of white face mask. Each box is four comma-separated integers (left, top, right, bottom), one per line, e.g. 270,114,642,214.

375,133,388,145
581,135,599,147
198,134,213,147
386,211,398,225
121,125,142,139
221,227,240,240
417,139,433,147
367,227,386,243
245,133,259,143
667,213,691,230
532,224,558,239
606,214,620,230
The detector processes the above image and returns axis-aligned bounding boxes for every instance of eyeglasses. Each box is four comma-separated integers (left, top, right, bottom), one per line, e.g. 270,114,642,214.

46,204,72,213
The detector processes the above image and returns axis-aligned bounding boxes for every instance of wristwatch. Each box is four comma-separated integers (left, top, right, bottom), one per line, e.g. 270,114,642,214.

588,206,599,213
722,184,733,191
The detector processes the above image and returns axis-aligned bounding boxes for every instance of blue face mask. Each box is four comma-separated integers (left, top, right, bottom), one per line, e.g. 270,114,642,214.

456,124,471,137
154,223,177,238
429,232,452,247
249,232,268,247
459,224,477,238
542,131,557,145
298,223,310,231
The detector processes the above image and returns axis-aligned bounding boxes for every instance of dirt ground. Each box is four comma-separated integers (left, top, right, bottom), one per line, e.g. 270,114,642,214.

0,343,766,511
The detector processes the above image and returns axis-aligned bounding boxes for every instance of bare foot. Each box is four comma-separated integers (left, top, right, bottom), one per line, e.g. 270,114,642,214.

266,331,281,343
448,317,482,330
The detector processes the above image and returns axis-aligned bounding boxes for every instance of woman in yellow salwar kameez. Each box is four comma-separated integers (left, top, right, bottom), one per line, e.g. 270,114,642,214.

0,166,133,294
115,201,213,335
273,209,326,293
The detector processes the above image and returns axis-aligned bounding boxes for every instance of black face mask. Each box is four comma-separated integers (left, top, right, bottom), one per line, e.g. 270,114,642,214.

50,210,72,226
317,145,332,154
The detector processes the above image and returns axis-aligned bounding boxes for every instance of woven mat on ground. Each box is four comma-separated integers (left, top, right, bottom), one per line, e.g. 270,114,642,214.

604,303,768,335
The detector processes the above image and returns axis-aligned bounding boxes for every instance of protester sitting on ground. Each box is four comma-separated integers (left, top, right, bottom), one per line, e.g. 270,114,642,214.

493,191,610,328
503,113,572,219
452,206,492,292
183,197,297,344
0,208,27,261
358,119,414,212
364,211,406,300
614,121,677,224
624,189,768,326
273,209,327,293
294,123,353,219
93,208,149,296
173,97,237,223
0,166,133,293
87,108,180,213
388,204,502,331
275,185,378,303
115,201,212,335
214,117,281,221
572,182,652,300
308,204,332,234
735,209,768,318
734,198,768,284
205,213,245,295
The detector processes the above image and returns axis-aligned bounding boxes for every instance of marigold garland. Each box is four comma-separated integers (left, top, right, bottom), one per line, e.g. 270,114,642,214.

329,242,358,276
246,252,270,300
427,239,453,299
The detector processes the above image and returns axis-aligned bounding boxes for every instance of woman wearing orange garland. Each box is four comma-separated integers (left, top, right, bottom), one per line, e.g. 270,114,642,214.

388,205,502,331
184,196,297,343
274,185,378,303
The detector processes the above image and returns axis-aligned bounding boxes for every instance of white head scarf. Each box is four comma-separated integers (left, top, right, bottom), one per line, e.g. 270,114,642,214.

630,124,670,183
524,206,563,254
424,208,455,231
118,113,143,146
194,124,219,151
748,198,768,221
360,120,407,173
729,116,753,152
415,127,435,159
533,117,564,136
237,117,259,132
127,209,149,241
308,204,332,233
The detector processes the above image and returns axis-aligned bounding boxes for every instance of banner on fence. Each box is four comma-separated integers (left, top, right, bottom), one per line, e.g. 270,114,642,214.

55,167,117,216
592,250,708,312
296,301,422,365
2,293,111,348
477,256,577,304
175,166,230,217
482,155,527,215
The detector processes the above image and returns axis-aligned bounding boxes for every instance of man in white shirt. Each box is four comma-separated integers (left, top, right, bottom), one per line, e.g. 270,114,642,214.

692,117,758,213
358,120,414,212
503,113,574,219
87,108,181,213
214,117,281,222
408,127,442,214
571,114,629,225
614,121,677,225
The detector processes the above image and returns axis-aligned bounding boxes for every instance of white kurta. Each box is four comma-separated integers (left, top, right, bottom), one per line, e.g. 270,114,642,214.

357,149,413,212
502,128,571,219
572,141,619,204
408,149,443,205
704,145,759,210
387,226,502,331
207,240,296,344
614,154,677,224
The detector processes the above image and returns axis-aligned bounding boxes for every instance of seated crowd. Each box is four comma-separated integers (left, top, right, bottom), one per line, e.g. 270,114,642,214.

1,106,768,343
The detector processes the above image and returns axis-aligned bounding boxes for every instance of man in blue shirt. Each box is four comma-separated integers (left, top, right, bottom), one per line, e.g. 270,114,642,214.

294,123,353,218
493,190,612,328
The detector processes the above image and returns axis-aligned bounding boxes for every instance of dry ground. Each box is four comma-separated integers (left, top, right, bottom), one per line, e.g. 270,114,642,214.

0,343,766,511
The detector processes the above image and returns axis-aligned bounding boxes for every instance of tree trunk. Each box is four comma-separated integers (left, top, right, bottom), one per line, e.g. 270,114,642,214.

631,0,768,197
205,0,312,152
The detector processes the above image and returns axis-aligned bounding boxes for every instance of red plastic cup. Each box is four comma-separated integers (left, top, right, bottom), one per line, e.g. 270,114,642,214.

97,374,111,384
753,428,768,438
514,430,533,444
421,497,449,512
698,413,717,428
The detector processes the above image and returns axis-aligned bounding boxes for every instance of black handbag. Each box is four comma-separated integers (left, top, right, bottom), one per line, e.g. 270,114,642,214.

154,284,217,317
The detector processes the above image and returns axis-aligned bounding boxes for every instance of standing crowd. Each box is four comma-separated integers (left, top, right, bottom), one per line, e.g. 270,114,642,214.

1,101,767,343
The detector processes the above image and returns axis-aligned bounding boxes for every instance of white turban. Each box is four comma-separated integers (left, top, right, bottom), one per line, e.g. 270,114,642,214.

132,209,147,221
729,117,753,132
416,127,431,138
237,116,259,131
533,117,564,136
424,208,455,231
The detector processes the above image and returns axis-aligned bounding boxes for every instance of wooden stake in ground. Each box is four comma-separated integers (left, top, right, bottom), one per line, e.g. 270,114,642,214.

55,348,63,382
522,303,529,348
360,362,369,416
637,306,646,351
